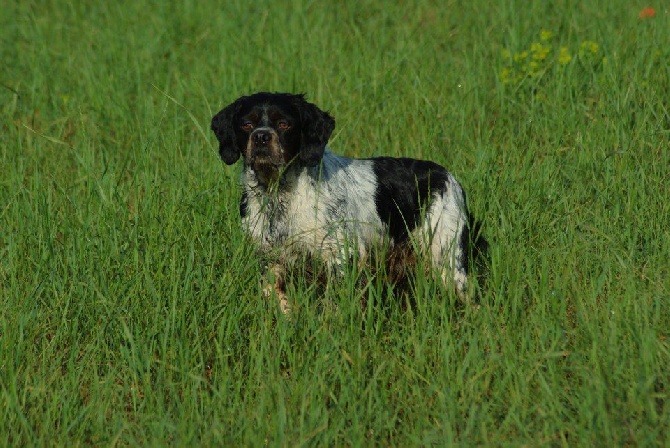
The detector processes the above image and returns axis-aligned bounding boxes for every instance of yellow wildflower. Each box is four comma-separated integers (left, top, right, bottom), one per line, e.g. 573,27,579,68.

558,47,572,65
581,40,599,55
540,30,553,41
530,42,550,61
514,51,528,63
499,67,512,84
502,48,511,60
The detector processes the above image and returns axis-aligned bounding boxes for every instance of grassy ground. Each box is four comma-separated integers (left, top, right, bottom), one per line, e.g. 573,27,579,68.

1,0,669,445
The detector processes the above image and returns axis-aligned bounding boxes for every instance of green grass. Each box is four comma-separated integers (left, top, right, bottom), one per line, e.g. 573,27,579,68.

1,0,669,445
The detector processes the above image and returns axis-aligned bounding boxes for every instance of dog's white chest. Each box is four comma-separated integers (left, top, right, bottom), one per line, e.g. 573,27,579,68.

241,157,385,263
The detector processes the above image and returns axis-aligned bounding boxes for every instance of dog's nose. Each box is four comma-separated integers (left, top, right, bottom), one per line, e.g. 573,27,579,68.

253,130,272,146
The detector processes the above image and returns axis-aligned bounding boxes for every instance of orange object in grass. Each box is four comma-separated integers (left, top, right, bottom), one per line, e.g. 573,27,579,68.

639,7,656,19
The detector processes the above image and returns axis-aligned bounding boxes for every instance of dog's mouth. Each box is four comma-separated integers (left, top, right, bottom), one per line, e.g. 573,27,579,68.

249,155,283,185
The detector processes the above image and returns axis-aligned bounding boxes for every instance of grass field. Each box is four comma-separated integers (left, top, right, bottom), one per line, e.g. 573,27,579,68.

1,0,669,445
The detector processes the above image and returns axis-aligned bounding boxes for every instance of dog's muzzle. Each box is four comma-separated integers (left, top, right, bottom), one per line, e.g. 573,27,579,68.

248,128,283,184
249,129,280,160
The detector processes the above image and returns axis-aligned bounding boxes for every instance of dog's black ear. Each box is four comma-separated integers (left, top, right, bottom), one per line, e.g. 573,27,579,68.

295,96,335,167
211,100,243,165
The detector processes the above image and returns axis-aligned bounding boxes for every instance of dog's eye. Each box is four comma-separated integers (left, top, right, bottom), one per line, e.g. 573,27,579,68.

241,122,254,131
277,121,290,130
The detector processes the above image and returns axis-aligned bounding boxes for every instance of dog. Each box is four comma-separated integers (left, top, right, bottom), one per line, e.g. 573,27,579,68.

211,92,477,313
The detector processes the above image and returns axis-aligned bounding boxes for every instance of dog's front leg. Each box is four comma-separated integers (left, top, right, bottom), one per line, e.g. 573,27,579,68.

261,263,293,315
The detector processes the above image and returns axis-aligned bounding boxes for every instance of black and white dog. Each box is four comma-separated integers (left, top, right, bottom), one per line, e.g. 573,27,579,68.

212,92,477,313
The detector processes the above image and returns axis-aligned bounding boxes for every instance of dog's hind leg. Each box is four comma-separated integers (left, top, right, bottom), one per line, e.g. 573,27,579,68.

421,181,469,298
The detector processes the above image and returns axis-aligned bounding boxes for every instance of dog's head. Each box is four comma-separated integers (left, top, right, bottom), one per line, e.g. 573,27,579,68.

211,92,335,185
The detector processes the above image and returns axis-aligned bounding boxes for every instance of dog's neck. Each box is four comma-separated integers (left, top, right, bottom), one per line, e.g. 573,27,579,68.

242,150,348,199
242,162,311,197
